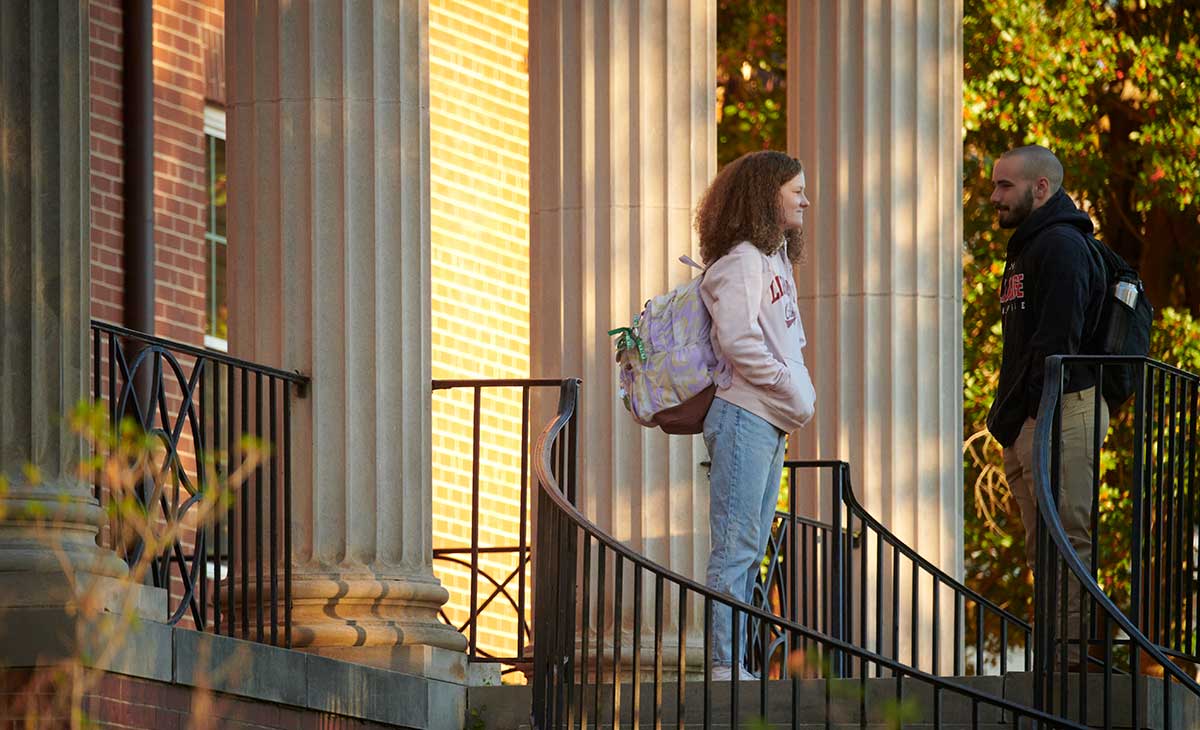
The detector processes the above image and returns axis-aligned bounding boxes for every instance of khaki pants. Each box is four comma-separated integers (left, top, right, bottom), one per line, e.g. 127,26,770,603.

1004,387,1109,651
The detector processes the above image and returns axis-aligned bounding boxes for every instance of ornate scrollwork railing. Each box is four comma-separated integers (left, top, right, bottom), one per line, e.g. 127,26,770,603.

91,321,307,646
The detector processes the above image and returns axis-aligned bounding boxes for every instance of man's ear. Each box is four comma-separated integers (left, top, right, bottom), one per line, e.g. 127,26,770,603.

1036,176,1050,200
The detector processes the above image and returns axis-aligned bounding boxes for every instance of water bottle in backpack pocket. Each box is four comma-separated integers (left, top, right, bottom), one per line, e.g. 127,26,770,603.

1087,235,1154,410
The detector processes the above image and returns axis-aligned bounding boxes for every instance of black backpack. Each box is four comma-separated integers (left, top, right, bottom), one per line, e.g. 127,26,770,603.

1084,234,1154,410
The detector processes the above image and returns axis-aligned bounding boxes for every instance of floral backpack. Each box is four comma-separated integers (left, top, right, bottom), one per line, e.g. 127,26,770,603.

607,256,718,434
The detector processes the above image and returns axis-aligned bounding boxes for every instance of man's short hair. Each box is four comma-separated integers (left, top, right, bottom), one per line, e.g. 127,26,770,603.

1001,145,1064,191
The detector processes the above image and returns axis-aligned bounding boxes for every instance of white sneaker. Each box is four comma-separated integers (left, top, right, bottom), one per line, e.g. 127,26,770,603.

711,664,756,681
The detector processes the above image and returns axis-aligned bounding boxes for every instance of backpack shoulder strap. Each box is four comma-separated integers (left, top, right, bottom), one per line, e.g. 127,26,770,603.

1079,230,1137,281
1044,225,1116,344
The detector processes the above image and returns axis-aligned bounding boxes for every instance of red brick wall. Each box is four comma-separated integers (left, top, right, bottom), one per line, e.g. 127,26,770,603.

151,0,210,343
89,0,223,347
89,0,125,327
88,0,227,630
2,670,397,730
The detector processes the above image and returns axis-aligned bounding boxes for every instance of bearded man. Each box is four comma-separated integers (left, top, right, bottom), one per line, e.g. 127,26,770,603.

985,144,1109,669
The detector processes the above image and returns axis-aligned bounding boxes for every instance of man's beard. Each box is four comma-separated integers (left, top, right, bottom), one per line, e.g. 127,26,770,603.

997,187,1035,229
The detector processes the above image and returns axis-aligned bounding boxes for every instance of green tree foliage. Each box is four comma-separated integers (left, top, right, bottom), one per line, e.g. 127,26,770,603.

717,0,787,167
965,0,1200,311
714,0,1200,630
963,0,1200,621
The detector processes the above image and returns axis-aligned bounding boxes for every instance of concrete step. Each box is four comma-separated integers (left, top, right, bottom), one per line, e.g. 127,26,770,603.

470,675,1006,729
1003,670,1200,729
468,672,1200,730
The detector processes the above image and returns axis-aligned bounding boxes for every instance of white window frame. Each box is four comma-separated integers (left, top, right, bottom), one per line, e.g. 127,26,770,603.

203,105,228,352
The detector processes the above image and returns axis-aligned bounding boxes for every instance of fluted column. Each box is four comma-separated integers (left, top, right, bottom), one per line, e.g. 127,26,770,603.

227,1,466,674
788,0,963,669
529,0,715,656
0,0,131,617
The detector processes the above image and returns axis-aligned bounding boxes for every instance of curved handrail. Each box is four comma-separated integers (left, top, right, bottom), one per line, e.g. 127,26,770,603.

1032,354,1200,694
707,457,1031,658
824,461,1031,634
531,379,1089,729
750,469,1030,677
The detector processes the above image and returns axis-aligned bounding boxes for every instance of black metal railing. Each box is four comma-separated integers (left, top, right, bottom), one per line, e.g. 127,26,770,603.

90,321,307,646
747,462,1031,679
430,378,566,671
532,379,1088,729
1032,354,1200,728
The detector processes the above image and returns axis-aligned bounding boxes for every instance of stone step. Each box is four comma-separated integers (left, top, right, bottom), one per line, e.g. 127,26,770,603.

471,677,1007,729
468,672,1200,730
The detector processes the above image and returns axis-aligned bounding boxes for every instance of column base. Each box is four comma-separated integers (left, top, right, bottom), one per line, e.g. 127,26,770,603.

0,484,130,579
289,575,468,678
0,481,168,665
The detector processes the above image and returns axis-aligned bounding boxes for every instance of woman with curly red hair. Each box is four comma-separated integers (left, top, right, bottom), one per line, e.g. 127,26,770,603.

695,150,816,680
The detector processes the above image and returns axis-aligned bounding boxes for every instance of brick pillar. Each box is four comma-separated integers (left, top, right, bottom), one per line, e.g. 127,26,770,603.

226,0,467,677
528,0,716,666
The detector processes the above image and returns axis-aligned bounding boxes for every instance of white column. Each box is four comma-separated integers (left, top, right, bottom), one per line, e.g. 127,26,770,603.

227,0,466,674
528,0,716,659
0,0,134,625
787,0,964,669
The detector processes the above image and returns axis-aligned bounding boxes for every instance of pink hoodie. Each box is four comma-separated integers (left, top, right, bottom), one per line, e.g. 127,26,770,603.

700,241,816,433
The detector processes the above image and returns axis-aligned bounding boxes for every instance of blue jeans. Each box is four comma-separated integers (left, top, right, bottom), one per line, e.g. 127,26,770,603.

703,397,786,666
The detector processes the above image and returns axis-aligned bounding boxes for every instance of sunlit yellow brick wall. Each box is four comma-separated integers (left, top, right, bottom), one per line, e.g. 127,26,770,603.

429,0,530,668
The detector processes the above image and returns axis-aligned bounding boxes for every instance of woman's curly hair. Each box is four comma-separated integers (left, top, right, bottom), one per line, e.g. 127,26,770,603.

695,150,804,266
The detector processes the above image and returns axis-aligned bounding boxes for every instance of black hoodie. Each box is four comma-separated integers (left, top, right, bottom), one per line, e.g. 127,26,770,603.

986,187,1107,447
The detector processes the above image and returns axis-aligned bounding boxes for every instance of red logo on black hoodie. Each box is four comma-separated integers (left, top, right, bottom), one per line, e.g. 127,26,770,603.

1000,272,1025,313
